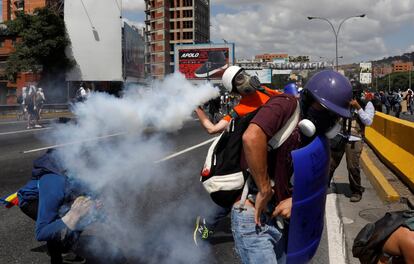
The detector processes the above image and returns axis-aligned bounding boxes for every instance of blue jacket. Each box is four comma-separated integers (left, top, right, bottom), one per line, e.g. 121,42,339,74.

18,150,85,242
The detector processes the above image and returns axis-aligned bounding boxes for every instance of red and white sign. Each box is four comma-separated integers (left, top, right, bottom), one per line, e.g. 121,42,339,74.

174,43,235,81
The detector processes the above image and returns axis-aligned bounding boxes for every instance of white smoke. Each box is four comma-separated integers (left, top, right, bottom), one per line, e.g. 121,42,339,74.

46,73,220,263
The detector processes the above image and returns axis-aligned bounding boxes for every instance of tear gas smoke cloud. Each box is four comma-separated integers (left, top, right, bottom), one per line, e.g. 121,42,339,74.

46,73,220,263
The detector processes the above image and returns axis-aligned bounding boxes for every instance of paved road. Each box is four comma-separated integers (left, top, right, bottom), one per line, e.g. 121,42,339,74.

0,117,409,264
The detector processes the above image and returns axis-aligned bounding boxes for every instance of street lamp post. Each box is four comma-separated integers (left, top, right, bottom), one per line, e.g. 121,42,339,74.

308,14,366,71
319,56,343,69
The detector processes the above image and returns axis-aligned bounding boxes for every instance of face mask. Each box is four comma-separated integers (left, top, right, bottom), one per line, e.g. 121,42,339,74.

325,121,342,139
234,71,261,95
304,105,339,135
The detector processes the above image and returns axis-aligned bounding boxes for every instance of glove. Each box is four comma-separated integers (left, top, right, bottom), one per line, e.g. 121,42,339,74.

62,196,94,230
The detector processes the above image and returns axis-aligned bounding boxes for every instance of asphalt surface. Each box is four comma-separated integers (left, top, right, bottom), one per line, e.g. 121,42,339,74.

0,116,410,264
0,117,239,263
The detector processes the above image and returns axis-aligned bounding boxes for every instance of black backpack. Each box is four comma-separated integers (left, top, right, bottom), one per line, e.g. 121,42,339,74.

352,210,414,264
200,97,300,208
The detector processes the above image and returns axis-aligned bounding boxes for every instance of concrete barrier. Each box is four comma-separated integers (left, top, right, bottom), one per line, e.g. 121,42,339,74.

365,112,414,192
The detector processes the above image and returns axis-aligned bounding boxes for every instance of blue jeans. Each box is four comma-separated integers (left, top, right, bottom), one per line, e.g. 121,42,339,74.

231,204,286,264
205,204,231,230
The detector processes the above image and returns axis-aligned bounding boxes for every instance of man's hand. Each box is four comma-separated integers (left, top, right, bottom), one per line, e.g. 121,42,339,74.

272,197,292,219
62,196,94,230
254,188,273,226
350,99,361,110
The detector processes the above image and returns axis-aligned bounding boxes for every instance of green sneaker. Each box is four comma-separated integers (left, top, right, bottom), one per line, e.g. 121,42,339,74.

193,216,213,246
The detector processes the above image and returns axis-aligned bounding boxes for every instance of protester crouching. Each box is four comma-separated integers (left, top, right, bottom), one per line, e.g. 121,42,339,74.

353,210,414,264
232,70,352,263
17,150,125,264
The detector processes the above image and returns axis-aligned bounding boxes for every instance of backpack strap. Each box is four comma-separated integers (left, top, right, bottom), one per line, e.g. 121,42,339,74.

267,100,300,150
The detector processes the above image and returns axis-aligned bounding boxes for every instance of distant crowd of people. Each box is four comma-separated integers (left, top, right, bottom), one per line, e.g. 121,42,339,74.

374,89,414,118
18,85,46,129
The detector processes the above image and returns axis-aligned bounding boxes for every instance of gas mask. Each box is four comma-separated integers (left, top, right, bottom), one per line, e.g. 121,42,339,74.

305,106,339,135
233,71,261,95
300,89,340,136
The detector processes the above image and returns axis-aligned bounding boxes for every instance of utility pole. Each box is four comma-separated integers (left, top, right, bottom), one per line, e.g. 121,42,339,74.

388,73,391,92
206,61,211,82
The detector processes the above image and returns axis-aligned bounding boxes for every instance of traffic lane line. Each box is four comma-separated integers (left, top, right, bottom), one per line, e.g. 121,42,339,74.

325,193,347,264
22,132,216,163
155,137,217,163
0,127,52,136
22,132,128,154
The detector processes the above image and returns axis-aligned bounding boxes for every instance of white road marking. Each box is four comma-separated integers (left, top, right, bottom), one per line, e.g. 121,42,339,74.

22,132,127,154
155,137,217,163
0,127,51,136
325,193,347,264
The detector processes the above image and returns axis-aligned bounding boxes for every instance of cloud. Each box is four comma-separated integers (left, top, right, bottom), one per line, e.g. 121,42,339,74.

123,18,145,30
406,44,414,53
122,0,145,11
211,0,414,63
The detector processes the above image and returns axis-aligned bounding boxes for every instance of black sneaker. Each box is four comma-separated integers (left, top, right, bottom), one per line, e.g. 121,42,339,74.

62,252,86,264
350,193,362,202
193,216,213,246
194,51,228,78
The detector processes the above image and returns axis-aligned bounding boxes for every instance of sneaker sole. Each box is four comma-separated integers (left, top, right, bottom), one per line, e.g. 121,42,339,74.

194,64,228,78
193,216,201,246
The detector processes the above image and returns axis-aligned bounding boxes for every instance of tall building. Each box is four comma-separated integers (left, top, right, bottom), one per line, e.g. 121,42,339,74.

393,60,413,73
255,53,288,62
2,0,62,21
0,0,63,104
144,0,210,79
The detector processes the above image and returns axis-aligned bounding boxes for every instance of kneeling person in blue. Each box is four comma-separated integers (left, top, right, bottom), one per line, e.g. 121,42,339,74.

17,150,124,264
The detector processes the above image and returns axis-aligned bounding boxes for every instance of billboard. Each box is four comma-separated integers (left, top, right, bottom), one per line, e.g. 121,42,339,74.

65,0,123,81
174,43,235,81
245,69,272,84
360,62,372,84
123,22,145,80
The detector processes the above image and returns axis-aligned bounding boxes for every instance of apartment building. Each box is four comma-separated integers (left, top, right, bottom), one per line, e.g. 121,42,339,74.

0,0,63,104
393,60,413,73
144,0,210,79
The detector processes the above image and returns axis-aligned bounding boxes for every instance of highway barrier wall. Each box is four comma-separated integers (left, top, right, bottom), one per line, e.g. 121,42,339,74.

365,112,414,192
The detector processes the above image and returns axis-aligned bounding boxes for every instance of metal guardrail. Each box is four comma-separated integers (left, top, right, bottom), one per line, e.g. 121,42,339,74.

0,103,69,111
0,104,69,116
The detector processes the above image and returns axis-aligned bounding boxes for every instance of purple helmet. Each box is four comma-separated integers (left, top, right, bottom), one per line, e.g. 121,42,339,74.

304,70,352,118
284,83,299,97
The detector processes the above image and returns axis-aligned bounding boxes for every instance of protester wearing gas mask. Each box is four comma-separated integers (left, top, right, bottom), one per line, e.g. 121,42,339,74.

195,66,280,135
194,66,281,245
329,83,375,202
233,70,352,263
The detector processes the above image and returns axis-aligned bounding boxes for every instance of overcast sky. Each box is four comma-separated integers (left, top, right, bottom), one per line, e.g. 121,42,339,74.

2,0,414,64
123,0,414,64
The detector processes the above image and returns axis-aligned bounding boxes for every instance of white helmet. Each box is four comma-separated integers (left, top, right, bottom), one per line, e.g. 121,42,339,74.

222,65,243,93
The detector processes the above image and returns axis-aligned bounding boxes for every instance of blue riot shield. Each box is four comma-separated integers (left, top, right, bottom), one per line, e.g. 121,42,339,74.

286,136,330,264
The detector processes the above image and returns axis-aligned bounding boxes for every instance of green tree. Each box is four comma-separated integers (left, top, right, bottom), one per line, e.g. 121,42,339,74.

377,72,413,92
5,8,73,81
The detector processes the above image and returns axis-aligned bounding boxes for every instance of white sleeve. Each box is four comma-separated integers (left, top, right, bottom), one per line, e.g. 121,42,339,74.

357,101,375,126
